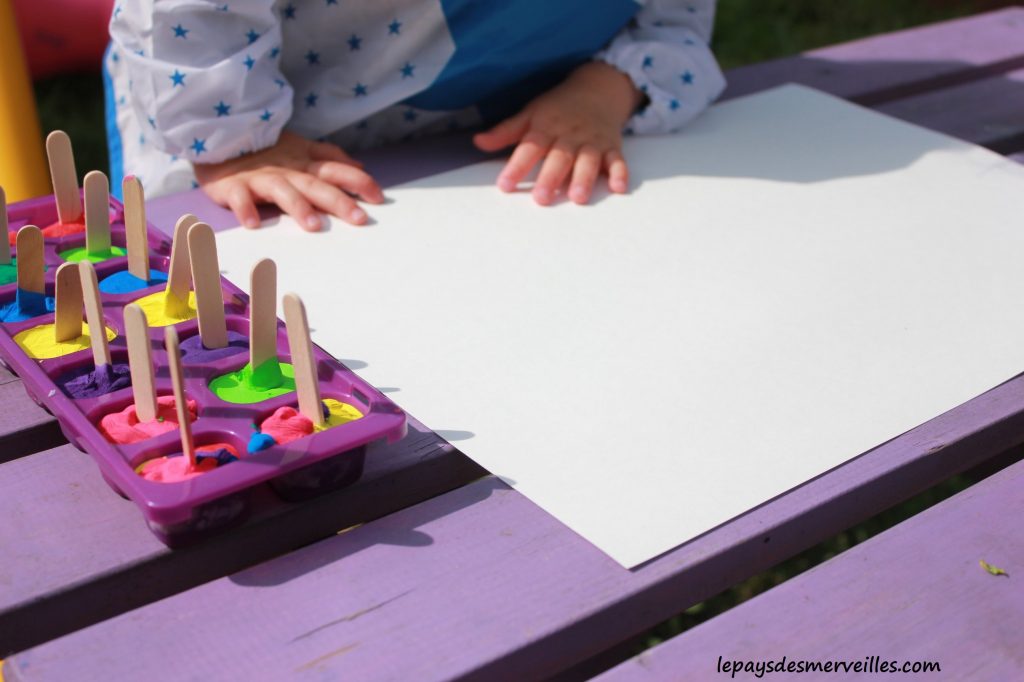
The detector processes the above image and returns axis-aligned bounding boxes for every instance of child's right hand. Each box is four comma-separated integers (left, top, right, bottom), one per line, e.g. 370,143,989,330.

193,132,384,231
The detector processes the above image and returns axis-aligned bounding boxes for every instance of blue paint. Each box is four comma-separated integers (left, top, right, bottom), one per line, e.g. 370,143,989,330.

0,289,56,323
196,447,239,466
405,0,639,122
248,432,276,454
98,269,169,294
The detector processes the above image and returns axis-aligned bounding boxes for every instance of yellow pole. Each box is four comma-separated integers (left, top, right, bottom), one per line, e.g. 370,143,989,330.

0,0,49,201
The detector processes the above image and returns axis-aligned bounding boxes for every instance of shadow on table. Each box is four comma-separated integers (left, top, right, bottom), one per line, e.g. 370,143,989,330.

229,475,506,587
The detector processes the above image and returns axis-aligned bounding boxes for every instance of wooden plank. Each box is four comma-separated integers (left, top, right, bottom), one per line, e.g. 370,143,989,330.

6,373,1024,680
876,67,1024,153
723,8,1024,102
595,460,1024,681
0,384,63,464
0,418,484,656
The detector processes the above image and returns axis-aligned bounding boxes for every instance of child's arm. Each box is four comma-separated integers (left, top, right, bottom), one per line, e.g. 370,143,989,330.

474,0,725,206
110,2,380,230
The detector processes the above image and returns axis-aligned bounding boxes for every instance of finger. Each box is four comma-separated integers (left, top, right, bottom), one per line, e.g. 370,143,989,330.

532,143,576,206
310,160,384,204
472,111,530,152
310,140,364,168
201,179,259,229
249,174,322,231
497,131,551,192
288,171,367,226
568,146,602,205
605,149,629,194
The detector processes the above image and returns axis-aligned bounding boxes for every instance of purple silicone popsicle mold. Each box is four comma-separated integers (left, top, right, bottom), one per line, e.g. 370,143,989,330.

0,195,407,546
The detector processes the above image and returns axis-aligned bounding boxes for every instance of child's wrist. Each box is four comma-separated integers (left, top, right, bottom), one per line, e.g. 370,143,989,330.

570,61,645,122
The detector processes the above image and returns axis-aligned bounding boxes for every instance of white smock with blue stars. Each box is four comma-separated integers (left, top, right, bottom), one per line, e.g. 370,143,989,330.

106,0,725,197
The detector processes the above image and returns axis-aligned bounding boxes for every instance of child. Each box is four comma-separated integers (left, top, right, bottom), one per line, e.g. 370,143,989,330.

107,1,725,230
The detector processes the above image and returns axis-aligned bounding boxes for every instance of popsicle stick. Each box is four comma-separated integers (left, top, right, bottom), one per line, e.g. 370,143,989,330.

124,303,157,423
78,262,111,367
53,263,83,343
0,185,10,265
83,171,112,256
45,131,82,224
15,225,44,295
283,292,323,427
250,259,277,371
122,175,150,282
165,213,197,312
165,326,195,467
187,222,227,349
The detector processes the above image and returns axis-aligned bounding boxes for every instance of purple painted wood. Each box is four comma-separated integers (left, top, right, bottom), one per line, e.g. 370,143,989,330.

595,459,1024,681
0,418,484,656
7,375,1024,680
0,370,62,463
724,8,1024,101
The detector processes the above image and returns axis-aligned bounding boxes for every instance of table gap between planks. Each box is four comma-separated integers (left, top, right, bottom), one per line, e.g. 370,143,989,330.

2,7,1024,681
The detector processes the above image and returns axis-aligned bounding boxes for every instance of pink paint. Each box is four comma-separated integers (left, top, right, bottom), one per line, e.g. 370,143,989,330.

99,395,197,445
137,443,240,483
260,406,315,446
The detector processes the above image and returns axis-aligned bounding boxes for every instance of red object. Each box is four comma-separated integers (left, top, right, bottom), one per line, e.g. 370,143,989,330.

9,219,86,245
12,0,114,78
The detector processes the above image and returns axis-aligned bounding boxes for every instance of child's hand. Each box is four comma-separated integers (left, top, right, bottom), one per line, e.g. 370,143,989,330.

193,132,384,231
473,61,643,206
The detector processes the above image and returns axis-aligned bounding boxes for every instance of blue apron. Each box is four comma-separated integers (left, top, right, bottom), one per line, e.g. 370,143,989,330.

406,0,641,122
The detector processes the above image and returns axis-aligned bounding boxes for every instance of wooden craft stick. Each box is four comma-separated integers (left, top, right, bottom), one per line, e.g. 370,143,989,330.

250,258,277,372
83,171,111,256
283,293,323,427
165,213,197,310
45,131,82,224
78,262,111,367
187,222,227,349
53,263,83,343
122,175,150,282
165,326,195,467
15,225,44,295
0,185,10,266
124,303,157,423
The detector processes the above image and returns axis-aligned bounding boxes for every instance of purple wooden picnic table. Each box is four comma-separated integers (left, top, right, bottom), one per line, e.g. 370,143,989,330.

3,8,1024,681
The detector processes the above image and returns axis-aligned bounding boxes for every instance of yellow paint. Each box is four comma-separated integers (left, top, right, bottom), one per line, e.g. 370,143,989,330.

316,398,364,431
0,0,49,201
134,289,197,327
14,323,117,360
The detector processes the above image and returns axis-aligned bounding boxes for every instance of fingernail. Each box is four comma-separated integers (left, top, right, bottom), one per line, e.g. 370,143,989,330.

498,176,516,192
350,208,367,223
534,187,553,204
305,215,322,230
244,217,259,229
568,186,587,204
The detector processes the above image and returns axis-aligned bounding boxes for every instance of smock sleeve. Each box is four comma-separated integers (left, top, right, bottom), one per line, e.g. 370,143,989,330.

109,1,292,164
594,0,726,134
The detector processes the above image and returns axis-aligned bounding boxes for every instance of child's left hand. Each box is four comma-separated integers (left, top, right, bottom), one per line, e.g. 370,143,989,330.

473,61,643,206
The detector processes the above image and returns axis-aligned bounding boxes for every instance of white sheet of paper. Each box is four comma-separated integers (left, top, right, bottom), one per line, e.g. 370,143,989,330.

216,85,1024,568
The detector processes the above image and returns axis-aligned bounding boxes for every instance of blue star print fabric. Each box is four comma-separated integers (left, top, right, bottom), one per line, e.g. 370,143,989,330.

106,0,725,196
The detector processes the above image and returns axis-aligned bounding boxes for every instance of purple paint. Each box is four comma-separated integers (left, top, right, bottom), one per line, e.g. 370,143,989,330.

179,330,248,363
56,363,132,399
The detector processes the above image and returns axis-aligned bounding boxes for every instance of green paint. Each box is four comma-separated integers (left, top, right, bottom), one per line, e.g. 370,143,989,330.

210,361,296,404
979,559,1009,577
59,245,127,263
0,260,17,285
